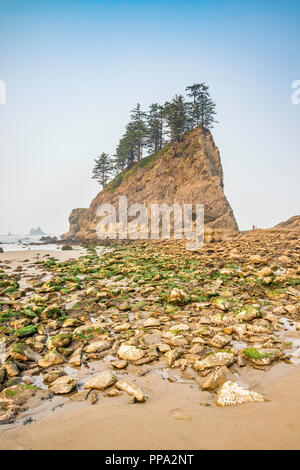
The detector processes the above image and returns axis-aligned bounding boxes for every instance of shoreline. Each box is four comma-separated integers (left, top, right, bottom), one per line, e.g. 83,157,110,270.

0,247,87,261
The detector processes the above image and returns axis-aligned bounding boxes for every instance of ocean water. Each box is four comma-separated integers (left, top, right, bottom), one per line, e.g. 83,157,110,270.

0,234,60,252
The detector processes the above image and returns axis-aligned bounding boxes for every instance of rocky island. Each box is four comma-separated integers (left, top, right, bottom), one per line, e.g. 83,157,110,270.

63,127,238,242
29,228,46,236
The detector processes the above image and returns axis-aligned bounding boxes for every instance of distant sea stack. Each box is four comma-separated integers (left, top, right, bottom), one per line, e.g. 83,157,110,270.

29,227,46,236
63,127,238,242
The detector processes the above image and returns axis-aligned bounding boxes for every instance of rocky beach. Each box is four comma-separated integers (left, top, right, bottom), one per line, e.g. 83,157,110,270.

0,227,299,449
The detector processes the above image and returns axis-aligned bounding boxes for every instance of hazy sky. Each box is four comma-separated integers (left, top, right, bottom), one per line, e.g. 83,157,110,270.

0,0,299,235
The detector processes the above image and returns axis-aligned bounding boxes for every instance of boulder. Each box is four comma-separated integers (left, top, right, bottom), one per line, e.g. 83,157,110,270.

143,317,161,327
4,361,19,377
84,340,111,354
117,344,145,361
202,366,228,391
209,333,231,348
212,297,230,311
11,342,40,362
216,381,266,406
47,333,72,349
43,370,66,384
115,380,146,402
68,348,82,367
38,350,65,368
235,305,260,322
84,371,117,390
168,288,189,306
50,375,78,394
194,352,235,372
242,348,283,367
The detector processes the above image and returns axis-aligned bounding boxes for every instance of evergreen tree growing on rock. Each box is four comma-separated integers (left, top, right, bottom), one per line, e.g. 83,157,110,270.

114,129,135,173
185,82,217,129
129,103,147,165
163,95,187,156
185,83,203,129
146,103,164,153
92,152,112,187
106,82,218,174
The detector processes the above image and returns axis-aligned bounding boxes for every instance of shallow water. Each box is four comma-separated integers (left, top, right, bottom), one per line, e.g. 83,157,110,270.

0,234,60,252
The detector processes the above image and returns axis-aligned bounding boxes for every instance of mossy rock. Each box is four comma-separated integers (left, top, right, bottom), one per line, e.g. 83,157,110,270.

48,333,72,348
14,325,37,338
61,245,73,251
56,346,73,357
41,305,61,319
11,342,40,362
1,384,40,401
72,325,94,341
4,377,22,388
243,348,270,360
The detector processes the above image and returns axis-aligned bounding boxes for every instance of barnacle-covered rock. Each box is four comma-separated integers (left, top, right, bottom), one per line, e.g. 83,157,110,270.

216,381,266,406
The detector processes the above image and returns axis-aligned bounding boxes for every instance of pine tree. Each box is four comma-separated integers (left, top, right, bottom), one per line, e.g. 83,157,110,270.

146,103,164,153
124,122,138,167
163,95,187,154
114,124,136,173
184,100,195,132
185,83,204,128
113,147,126,174
199,92,217,128
185,82,217,129
92,152,112,187
129,103,147,165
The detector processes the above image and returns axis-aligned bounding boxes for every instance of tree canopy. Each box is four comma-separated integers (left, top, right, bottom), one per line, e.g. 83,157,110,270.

92,82,217,186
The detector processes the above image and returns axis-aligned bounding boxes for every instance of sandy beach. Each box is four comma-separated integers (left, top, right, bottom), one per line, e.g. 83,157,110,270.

0,247,88,264
1,360,300,450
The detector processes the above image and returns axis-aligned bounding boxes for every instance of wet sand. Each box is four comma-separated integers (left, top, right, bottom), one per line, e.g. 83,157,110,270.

0,247,88,264
0,361,300,450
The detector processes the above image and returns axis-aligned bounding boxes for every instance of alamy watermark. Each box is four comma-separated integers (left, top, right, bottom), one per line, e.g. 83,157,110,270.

291,80,300,104
0,80,6,104
0,340,6,365
96,196,204,250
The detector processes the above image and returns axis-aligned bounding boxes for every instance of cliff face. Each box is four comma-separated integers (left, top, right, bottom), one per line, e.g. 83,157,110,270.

274,215,300,232
62,208,87,240
65,127,238,241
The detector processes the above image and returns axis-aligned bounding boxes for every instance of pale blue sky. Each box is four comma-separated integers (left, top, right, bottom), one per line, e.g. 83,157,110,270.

0,0,299,234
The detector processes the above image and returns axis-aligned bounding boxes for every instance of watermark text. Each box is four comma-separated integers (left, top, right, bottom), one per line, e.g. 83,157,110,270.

96,196,204,250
